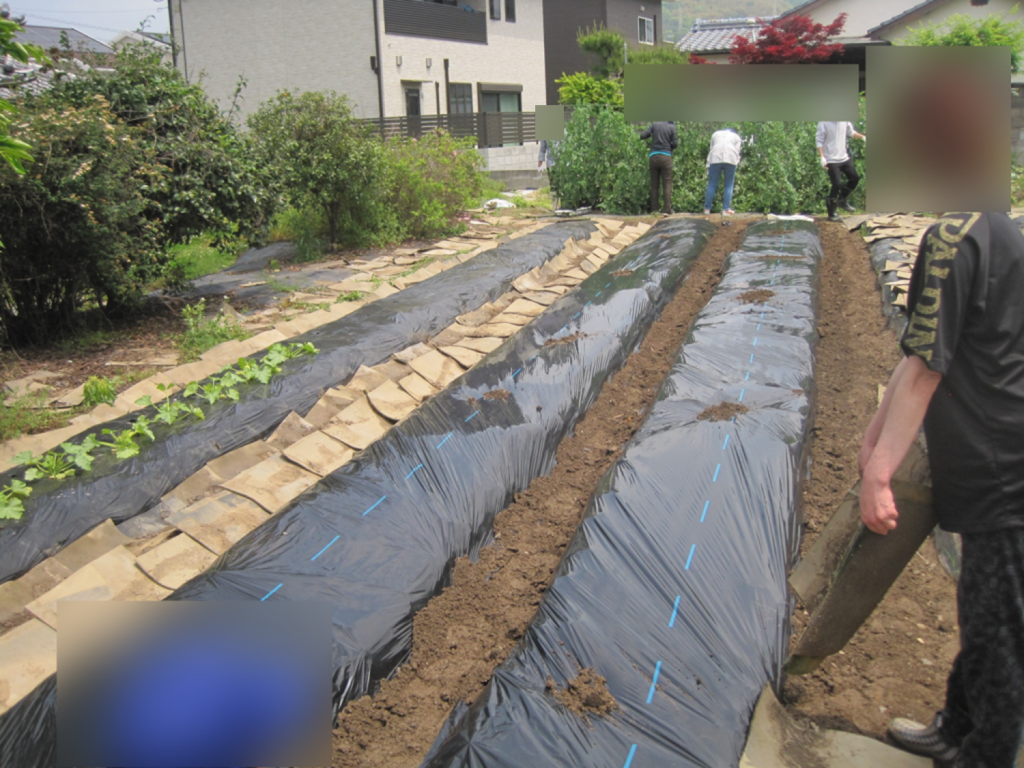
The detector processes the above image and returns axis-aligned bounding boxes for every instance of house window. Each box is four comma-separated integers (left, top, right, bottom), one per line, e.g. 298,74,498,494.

450,83,473,113
639,16,654,45
490,0,501,20
505,0,515,22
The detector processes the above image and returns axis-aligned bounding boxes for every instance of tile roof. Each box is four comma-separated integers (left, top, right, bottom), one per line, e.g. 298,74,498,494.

674,16,779,54
15,25,113,55
867,0,950,35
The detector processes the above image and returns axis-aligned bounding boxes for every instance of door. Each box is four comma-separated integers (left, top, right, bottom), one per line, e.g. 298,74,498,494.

405,87,421,138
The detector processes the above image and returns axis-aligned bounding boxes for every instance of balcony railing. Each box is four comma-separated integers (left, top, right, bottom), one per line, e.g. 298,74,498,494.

360,111,536,148
383,0,487,44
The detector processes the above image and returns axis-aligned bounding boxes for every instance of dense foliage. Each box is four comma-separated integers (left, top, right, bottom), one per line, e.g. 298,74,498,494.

46,46,274,244
556,72,624,107
550,100,866,216
0,14,46,175
0,98,165,344
900,7,1024,73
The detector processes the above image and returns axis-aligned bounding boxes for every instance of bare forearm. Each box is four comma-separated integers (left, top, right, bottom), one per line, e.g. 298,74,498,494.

863,356,940,483
864,356,912,450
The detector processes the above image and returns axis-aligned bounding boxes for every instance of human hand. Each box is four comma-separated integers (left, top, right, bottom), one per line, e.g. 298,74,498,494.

820,156,828,168
859,471,899,535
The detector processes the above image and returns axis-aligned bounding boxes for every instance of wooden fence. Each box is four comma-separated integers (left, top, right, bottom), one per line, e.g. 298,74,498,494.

358,111,536,148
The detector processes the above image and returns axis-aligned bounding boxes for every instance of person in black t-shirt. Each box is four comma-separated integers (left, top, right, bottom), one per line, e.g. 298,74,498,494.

857,212,1024,767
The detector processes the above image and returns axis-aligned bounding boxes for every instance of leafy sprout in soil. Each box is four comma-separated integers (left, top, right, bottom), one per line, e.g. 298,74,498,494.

82,376,118,408
0,342,318,521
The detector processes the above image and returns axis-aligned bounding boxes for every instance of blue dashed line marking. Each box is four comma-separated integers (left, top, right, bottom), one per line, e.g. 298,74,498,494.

701,500,710,522
311,536,340,561
585,301,591,307
261,583,283,601
722,434,730,450
669,595,681,627
750,353,755,364
713,464,721,482
646,661,663,704
757,323,761,331
760,311,765,319
512,368,522,378
745,371,750,381
623,745,638,768
574,312,581,319
405,464,423,480
685,544,696,570
753,337,758,347
436,432,453,449
596,291,602,297
739,389,745,403
465,411,479,423
363,496,387,516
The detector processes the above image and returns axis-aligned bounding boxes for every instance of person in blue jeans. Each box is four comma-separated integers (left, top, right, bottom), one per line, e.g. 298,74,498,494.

703,128,742,215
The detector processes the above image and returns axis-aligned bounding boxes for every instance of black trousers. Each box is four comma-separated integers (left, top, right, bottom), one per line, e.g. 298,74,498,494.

938,528,1024,768
649,154,673,214
825,159,860,202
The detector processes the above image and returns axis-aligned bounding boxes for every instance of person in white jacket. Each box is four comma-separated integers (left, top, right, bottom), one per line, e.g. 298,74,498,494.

703,128,743,215
816,121,866,222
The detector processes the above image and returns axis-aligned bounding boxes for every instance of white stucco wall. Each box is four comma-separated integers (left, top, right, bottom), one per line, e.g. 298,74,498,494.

798,0,1024,39
877,0,1024,41
170,0,380,120
378,0,547,117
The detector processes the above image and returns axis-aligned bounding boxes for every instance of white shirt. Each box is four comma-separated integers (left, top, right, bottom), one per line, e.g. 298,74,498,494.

707,130,742,168
816,121,856,164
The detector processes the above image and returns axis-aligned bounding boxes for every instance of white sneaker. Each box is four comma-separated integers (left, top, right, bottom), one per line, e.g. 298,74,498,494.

888,715,960,765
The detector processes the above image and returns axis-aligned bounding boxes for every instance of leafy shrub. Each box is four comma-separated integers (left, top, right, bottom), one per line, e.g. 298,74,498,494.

269,206,329,262
557,72,624,107
177,299,250,361
900,8,1024,73
46,46,275,245
249,91,397,249
385,130,485,239
0,97,165,344
82,376,117,408
162,232,246,292
550,99,867,215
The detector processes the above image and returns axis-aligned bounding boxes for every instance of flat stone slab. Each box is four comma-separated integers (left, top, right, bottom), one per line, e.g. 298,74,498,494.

522,291,561,306
0,559,72,626
283,432,354,477
549,252,575,272
4,371,60,397
330,279,373,294
347,365,390,393
164,465,226,507
221,455,320,513
53,383,86,408
564,268,589,281
398,373,439,402
26,546,169,630
512,271,546,293
392,343,434,364
52,519,132,573
266,411,319,450
0,619,57,716
455,337,504,354
367,380,419,422
488,313,533,327
206,441,279,481
457,305,500,327
321,395,393,451
241,329,288,353
372,360,412,382
578,260,598,276
439,346,486,368
136,533,218,590
275,309,334,337
504,299,547,317
544,285,571,295
169,491,270,555
371,283,400,300
115,505,172,540
408,350,465,390
431,324,474,347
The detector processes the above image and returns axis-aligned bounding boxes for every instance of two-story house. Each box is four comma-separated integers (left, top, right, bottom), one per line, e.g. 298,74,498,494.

542,0,663,106
168,0,546,122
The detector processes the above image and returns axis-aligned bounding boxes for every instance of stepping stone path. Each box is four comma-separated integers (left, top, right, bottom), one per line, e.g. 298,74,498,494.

0,214,654,719
858,214,937,309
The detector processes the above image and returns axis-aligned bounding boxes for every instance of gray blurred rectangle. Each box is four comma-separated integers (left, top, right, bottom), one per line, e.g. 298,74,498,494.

624,64,859,122
57,600,332,767
535,104,565,140
866,46,1009,212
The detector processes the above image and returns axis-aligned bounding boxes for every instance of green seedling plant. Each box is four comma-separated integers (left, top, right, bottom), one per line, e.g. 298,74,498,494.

13,450,76,481
82,376,118,407
336,291,364,303
0,479,32,520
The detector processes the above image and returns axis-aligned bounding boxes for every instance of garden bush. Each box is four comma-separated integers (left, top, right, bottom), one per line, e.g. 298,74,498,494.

248,91,398,250
0,97,165,345
550,99,866,215
385,129,485,240
44,46,274,246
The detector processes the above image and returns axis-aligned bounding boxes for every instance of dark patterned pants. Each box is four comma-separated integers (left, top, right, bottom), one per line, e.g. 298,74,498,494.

938,528,1024,768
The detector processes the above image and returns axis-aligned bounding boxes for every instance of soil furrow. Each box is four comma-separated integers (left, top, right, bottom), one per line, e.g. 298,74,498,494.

783,223,958,740
330,219,750,768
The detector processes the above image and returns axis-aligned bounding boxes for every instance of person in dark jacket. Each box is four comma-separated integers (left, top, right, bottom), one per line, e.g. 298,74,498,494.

640,122,678,215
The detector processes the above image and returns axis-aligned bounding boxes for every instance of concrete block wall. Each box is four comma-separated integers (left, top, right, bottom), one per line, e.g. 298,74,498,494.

477,142,543,172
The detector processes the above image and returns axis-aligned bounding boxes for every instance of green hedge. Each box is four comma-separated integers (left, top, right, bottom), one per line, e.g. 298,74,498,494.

550,100,867,215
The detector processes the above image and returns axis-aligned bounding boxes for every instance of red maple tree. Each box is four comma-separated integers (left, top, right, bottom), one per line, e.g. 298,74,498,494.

726,14,847,64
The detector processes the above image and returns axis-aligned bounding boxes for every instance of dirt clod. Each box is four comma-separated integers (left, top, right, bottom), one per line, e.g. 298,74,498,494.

738,289,776,304
546,668,618,723
544,332,585,348
611,270,633,277
482,389,510,402
698,402,748,422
